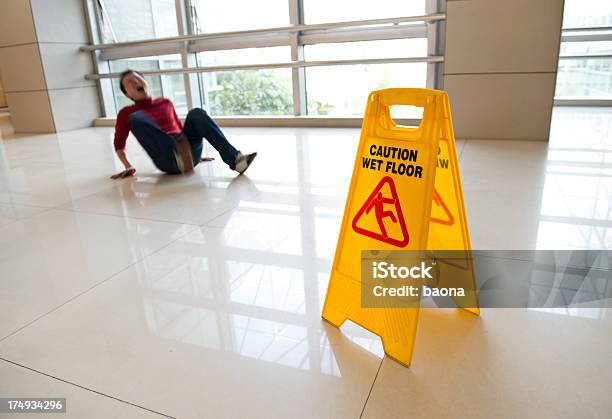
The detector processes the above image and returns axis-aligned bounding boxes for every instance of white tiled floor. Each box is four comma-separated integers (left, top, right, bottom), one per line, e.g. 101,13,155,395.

0,108,611,418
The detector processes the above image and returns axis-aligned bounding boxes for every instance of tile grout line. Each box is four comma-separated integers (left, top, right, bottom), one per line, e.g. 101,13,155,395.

0,203,201,239
49,180,146,213
0,205,56,232
44,175,261,227
358,356,384,419
54,187,261,227
47,182,137,212
52,205,202,228
199,204,240,228
0,180,125,218
0,201,54,210
0,358,174,418
0,222,201,345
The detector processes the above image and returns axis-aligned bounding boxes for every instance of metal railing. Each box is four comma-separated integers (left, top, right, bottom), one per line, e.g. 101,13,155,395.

559,54,612,60
560,26,612,44
85,56,443,80
80,13,445,52
84,12,446,85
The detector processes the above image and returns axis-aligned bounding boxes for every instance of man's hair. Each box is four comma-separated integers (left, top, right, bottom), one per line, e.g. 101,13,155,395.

119,69,144,96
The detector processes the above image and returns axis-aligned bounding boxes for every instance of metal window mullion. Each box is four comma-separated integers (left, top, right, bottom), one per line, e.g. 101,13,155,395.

289,0,306,116
185,0,210,110
426,0,445,90
84,0,116,117
175,0,195,111
149,0,173,104
97,0,118,42
151,0,174,103
149,0,159,38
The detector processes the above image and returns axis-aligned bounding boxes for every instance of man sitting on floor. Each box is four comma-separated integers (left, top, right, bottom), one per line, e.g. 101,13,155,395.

111,69,256,179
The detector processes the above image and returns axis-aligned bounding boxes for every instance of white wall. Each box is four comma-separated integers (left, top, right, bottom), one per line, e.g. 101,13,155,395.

444,0,565,141
0,0,100,133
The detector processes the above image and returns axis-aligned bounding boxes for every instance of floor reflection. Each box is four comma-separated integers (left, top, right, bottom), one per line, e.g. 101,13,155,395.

535,107,612,318
126,129,383,374
538,107,612,250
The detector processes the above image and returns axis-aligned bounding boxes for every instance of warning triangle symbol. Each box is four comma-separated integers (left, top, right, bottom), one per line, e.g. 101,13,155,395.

430,188,455,226
352,176,409,247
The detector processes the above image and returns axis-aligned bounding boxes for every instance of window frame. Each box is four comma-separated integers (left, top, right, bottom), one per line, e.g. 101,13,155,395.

555,19,612,106
86,0,446,118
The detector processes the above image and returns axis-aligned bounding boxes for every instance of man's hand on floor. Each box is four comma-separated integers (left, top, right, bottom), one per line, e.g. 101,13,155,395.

110,167,136,179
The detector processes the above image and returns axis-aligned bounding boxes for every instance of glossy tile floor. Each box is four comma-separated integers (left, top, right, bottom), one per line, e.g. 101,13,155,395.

0,108,611,418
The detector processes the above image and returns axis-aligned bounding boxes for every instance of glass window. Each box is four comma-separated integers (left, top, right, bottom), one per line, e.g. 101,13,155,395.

190,0,289,33
305,40,427,117
556,1,612,100
98,0,178,43
305,39,427,61
556,59,612,99
304,0,425,24
109,55,187,115
200,70,293,116
160,57,189,115
198,47,289,66
94,1,436,117
197,48,293,116
306,63,426,117
560,40,612,56
562,0,612,28
556,40,612,99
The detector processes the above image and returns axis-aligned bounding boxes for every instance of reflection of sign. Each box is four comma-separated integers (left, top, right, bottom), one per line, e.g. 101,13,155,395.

430,188,455,226
352,176,409,247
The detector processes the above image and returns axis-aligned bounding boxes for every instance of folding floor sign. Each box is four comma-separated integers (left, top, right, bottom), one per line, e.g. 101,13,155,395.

322,88,479,367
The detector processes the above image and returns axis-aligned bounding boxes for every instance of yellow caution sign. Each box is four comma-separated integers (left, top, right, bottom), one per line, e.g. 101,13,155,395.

322,88,479,367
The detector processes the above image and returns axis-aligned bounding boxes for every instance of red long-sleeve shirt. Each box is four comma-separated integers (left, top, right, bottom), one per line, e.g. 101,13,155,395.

114,97,183,151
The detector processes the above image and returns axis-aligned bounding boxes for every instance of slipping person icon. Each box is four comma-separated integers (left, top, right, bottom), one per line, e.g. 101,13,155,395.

365,192,397,238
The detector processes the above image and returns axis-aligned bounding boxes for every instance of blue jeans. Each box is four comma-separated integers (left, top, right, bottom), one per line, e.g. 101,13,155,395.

128,108,240,174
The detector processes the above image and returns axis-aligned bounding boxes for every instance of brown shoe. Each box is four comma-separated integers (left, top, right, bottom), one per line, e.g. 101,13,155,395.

175,135,194,173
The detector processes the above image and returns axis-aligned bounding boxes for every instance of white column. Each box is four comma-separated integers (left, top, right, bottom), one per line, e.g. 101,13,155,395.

0,0,100,133
444,0,564,141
